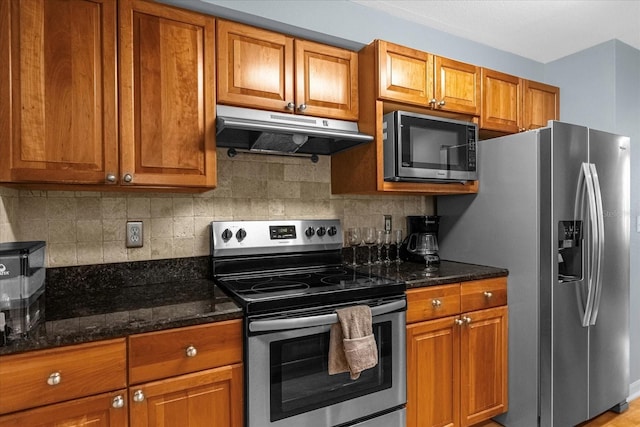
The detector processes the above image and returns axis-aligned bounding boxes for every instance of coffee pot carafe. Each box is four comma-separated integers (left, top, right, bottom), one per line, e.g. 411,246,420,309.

400,215,440,266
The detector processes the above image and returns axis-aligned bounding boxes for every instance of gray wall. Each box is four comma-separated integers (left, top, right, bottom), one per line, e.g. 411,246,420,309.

162,0,640,397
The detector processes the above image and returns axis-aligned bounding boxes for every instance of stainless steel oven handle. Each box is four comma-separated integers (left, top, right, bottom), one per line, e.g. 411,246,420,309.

249,299,406,333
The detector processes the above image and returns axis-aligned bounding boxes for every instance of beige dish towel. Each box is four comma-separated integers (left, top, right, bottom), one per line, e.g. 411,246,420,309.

328,305,378,380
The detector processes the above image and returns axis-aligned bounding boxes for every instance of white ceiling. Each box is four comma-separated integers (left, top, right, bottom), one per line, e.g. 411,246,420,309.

351,0,640,63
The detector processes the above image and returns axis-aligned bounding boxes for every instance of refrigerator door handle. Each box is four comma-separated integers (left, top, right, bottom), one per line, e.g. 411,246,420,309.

573,163,589,322
588,163,605,325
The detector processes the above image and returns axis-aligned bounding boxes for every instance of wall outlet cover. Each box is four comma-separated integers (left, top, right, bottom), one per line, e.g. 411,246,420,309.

126,221,143,248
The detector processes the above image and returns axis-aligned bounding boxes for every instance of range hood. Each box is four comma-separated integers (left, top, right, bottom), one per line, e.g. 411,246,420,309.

215,105,373,156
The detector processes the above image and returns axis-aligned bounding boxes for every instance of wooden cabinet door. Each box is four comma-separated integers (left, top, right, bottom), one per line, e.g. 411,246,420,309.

460,306,508,427
295,39,358,120
406,316,460,427
522,79,560,130
376,40,433,106
129,363,243,427
480,68,521,133
217,20,294,112
0,0,118,184
434,56,481,115
119,0,216,188
0,390,128,427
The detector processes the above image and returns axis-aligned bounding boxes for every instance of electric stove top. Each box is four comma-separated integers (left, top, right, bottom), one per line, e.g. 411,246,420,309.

210,220,405,315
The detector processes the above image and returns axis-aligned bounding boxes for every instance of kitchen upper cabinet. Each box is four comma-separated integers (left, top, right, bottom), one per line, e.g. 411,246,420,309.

0,0,118,185
376,40,480,115
119,0,216,188
0,390,128,427
521,79,560,130
217,20,358,120
480,68,521,133
406,278,508,427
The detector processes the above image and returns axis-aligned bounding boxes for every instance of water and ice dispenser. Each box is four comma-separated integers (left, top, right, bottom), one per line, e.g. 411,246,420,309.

0,241,46,343
558,221,583,282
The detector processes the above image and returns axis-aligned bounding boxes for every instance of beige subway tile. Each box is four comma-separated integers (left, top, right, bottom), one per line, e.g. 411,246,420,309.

268,199,285,217
212,199,233,219
48,220,77,243
76,197,102,220
17,197,47,220
151,217,173,238
127,243,151,261
267,180,300,199
102,197,127,219
16,219,47,241
173,198,194,217
18,190,47,198
173,217,194,238
250,199,269,218
193,197,213,217
150,238,173,259
48,243,78,267
127,197,151,219
77,220,103,242
231,176,267,199
0,197,8,224
102,219,126,242
173,238,194,257
103,241,128,263
0,187,18,197
76,241,104,265
150,197,173,218
268,163,284,181
0,224,17,242
74,191,102,198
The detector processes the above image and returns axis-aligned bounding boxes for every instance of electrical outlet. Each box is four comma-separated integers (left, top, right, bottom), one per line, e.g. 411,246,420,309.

126,221,143,248
384,215,392,233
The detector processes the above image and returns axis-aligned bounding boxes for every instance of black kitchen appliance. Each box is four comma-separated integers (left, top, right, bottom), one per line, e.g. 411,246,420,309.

211,219,407,427
399,215,440,263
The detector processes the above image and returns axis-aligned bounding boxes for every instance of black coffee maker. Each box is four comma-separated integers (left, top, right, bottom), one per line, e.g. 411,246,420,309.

400,215,440,263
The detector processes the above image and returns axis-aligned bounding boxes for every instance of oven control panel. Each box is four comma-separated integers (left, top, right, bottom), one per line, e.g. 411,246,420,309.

211,220,343,256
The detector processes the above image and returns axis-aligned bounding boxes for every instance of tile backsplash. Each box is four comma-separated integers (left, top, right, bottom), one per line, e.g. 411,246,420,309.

0,149,433,267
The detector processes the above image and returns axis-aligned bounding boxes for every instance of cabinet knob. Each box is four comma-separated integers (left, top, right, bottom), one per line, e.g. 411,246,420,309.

133,390,145,403
438,100,446,107
106,173,117,183
454,318,464,326
463,316,472,324
112,395,125,409
297,103,307,112
47,372,61,386
429,98,437,105
185,345,198,358
432,299,442,308
123,173,133,183
286,102,295,111
484,291,493,298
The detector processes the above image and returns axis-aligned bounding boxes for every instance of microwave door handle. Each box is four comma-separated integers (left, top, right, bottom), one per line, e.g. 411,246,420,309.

248,299,406,333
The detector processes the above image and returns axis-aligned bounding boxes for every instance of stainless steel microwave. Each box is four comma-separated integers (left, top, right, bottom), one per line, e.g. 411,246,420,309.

383,111,478,183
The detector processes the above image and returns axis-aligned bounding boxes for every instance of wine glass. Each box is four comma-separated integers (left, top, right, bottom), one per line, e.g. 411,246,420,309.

394,229,403,264
375,230,384,264
363,227,377,266
346,227,361,267
383,232,392,265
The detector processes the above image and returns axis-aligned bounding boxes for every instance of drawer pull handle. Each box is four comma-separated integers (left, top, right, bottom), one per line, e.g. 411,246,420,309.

432,299,442,308
185,345,198,358
133,390,145,403
112,395,125,409
463,316,472,324
454,318,464,326
47,372,61,386
484,291,493,298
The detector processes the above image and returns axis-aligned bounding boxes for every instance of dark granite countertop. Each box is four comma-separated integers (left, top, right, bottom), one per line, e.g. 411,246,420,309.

360,259,508,289
0,256,506,357
0,257,242,357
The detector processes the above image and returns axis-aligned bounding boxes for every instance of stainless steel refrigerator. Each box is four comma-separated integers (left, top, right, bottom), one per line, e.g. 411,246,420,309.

437,121,630,426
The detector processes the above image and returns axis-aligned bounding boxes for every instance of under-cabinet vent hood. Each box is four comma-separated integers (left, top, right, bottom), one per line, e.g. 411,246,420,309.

215,105,373,156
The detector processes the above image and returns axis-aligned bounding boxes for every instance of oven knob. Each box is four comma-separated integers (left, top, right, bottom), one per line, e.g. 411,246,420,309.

316,226,326,237
327,226,337,236
222,229,233,241
305,227,315,237
236,228,247,241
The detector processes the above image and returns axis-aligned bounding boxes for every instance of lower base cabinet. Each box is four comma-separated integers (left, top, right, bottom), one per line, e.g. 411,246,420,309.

0,390,128,426
406,279,508,427
129,363,243,427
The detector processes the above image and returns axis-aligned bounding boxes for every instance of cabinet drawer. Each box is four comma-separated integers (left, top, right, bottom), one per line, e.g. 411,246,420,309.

461,277,508,312
0,338,127,415
128,319,243,384
406,284,460,324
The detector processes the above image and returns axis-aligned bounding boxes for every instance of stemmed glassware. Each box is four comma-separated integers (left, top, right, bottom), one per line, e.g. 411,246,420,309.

375,230,384,264
346,227,361,268
363,227,377,266
383,232,392,265
394,229,403,264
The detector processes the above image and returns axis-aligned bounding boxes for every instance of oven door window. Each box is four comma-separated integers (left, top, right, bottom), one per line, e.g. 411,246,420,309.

400,116,470,171
269,321,392,422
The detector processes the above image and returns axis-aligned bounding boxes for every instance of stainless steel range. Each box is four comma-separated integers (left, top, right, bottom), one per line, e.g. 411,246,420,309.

211,219,407,427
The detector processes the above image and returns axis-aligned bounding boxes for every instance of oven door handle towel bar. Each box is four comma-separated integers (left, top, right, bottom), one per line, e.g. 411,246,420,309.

329,305,378,380
248,299,406,333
